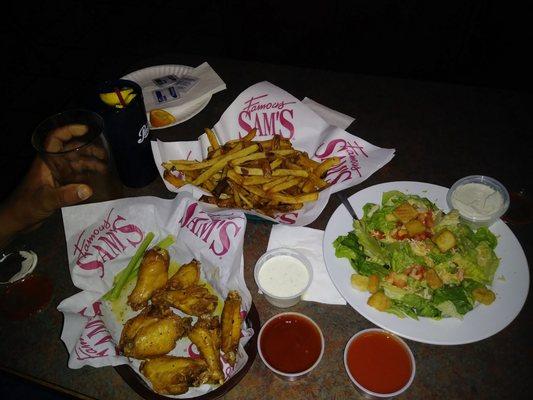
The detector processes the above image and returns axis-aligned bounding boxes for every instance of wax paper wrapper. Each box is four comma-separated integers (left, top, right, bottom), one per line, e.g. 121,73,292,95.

152,81,395,225
57,192,253,398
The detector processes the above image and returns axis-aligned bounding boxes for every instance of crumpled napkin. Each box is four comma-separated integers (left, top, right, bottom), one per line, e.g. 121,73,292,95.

267,225,346,305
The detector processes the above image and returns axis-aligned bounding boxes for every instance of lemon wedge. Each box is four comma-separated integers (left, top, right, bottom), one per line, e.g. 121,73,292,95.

99,88,136,108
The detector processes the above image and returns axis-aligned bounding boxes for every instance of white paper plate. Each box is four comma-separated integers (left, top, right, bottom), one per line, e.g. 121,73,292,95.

323,181,530,345
122,64,211,130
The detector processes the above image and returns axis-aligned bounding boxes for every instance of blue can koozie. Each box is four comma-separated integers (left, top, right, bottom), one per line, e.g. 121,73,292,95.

97,79,158,188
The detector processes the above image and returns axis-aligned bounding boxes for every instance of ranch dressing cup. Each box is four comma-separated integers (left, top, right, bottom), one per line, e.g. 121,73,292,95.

254,248,313,308
447,175,509,228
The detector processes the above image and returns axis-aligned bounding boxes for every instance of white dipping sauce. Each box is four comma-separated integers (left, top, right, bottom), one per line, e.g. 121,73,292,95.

257,255,309,297
451,182,504,220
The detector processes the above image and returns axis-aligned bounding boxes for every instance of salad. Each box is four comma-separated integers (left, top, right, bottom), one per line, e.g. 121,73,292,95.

333,190,500,320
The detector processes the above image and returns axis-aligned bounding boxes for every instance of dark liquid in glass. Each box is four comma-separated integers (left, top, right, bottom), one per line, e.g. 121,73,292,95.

0,275,53,320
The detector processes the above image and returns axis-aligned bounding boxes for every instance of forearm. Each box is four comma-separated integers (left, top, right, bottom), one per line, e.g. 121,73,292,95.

0,201,26,248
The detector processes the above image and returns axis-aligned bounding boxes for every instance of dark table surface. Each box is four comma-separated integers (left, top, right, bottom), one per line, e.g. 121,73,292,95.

1,54,532,400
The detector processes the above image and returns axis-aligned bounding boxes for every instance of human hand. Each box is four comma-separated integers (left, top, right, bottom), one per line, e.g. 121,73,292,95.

0,124,105,247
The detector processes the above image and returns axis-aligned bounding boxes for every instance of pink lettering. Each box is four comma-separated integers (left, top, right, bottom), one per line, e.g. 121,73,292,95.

253,113,264,135
79,301,104,318
94,245,116,263
85,319,109,338
72,209,144,279
210,221,241,256
263,112,277,136
315,138,347,159
98,232,126,257
76,257,104,277
180,203,199,227
114,215,143,246
238,111,254,138
279,109,295,138
277,213,298,224
237,94,296,138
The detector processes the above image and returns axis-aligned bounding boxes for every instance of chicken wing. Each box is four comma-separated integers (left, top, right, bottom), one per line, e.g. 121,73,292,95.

119,306,191,359
140,356,210,395
220,290,242,366
128,247,169,311
167,259,200,289
188,315,224,384
151,285,219,316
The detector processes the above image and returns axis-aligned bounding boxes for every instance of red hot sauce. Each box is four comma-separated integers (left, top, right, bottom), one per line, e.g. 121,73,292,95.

346,330,413,394
259,313,322,374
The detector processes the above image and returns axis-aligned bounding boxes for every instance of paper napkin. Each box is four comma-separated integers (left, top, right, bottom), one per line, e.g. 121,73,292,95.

267,225,346,305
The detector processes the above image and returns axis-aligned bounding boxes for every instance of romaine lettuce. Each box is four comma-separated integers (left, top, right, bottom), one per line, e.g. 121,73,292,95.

333,231,389,277
474,226,498,249
432,286,473,315
363,203,396,233
386,242,426,273
353,220,389,265
402,294,442,318
381,191,436,211
333,231,360,261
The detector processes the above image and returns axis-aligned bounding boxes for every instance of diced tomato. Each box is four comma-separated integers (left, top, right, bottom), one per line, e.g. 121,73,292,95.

413,231,431,241
424,211,434,228
371,230,385,240
393,229,409,240
386,272,408,288
407,265,426,280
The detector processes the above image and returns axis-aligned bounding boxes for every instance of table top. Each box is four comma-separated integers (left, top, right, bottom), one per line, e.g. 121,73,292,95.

1,54,532,400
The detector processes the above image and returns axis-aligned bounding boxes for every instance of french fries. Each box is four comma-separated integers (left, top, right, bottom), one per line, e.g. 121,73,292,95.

162,129,340,217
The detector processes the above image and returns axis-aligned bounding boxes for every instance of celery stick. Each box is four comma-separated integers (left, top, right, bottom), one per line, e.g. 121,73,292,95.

103,232,154,300
130,234,175,277
156,234,175,249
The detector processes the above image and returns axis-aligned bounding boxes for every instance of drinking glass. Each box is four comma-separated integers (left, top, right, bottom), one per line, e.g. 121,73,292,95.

0,250,53,320
31,109,123,203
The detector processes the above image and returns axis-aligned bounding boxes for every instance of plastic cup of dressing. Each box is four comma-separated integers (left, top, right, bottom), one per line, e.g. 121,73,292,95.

254,248,313,308
447,175,509,228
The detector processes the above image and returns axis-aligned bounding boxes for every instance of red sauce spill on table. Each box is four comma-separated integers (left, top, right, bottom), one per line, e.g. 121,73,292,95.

347,331,412,394
0,275,53,320
260,314,322,373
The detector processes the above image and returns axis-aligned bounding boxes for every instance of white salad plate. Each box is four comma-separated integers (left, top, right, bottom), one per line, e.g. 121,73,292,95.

323,181,529,345
122,64,211,130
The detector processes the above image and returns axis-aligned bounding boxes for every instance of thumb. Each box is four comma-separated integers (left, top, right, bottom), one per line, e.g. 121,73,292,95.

47,184,93,209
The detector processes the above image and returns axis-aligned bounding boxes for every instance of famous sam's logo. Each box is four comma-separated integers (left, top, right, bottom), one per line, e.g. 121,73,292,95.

73,208,144,277
180,203,244,257
238,94,296,139
75,301,118,360
316,138,368,182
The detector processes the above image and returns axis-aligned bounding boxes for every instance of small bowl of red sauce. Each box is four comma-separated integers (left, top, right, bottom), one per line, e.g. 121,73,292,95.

258,312,324,381
344,329,415,398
